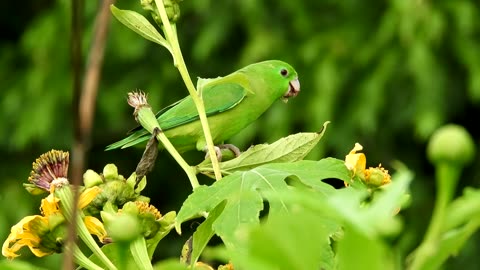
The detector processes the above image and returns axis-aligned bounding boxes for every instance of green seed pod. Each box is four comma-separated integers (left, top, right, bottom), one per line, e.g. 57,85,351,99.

427,124,475,167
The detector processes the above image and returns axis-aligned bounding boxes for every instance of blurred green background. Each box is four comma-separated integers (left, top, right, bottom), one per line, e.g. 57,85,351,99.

1,0,479,268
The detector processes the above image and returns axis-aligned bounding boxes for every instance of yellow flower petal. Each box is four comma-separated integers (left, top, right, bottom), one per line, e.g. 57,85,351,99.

345,143,366,177
78,186,101,209
27,244,53,258
84,216,107,243
2,215,45,259
40,194,61,216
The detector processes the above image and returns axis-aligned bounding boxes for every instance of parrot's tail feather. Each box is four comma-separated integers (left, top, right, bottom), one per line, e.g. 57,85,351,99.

105,131,149,151
121,136,151,149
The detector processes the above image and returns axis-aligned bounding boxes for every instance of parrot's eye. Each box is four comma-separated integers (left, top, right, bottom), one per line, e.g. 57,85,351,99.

280,68,288,77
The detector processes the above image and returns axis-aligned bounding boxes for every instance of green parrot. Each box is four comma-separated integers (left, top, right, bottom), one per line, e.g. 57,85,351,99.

106,60,300,158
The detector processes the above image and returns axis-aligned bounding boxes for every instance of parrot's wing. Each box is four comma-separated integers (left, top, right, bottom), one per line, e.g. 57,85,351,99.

105,82,247,150
158,82,246,130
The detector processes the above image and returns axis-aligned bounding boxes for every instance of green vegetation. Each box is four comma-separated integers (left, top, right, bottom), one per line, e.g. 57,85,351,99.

1,0,479,269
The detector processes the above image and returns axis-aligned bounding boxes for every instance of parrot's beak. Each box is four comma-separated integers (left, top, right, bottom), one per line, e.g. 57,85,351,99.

282,77,300,102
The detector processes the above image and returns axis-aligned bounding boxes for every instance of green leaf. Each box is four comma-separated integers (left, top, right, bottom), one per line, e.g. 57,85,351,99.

443,187,480,231
335,226,394,270
89,242,138,269
176,158,350,249
147,211,177,258
0,260,49,270
153,259,189,270
110,5,173,56
408,217,480,270
190,201,227,267
329,168,412,237
197,122,330,177
232,208,338,270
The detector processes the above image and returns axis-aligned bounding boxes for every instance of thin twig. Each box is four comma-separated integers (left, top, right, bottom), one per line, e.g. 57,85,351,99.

68,0,115,269
66,0,83,268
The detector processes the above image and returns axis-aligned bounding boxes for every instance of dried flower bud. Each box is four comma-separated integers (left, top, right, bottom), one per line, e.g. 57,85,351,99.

127,91,161,134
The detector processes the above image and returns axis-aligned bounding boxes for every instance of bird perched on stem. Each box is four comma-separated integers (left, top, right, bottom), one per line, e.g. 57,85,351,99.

106,60,300,160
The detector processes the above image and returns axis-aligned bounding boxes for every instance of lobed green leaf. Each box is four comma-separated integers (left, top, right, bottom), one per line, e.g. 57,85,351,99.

176,158,350,249
197,122,330,177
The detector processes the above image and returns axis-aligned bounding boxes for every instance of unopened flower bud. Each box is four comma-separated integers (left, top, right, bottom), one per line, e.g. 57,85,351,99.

103,213,141,243
364,166,391,187
83,169,103,188
427,124,475,167
103,164,119,180
164,0,181,22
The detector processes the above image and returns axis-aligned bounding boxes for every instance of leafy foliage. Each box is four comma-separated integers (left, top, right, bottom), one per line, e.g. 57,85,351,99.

176,158,350,252
2,0,480,269
197,122,330,177
217,162,410,270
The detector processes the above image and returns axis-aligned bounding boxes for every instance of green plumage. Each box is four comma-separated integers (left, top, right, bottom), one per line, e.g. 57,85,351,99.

106,60,300,153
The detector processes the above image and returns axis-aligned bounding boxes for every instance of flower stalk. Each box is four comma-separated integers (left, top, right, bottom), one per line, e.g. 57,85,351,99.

70,245,105,270
409,124,475,270
154,0,223,181
128,91,199,189
130,237,154,270
55,186,117,270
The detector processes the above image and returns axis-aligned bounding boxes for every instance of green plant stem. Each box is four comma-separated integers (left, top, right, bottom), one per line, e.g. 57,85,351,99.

56,187,117,270
70,244,105,270
154,130,199,188
154,0,223,181
425,163,461,241
117,242,129,270
409,163,461,270
130,237,154,270
135,95,199,189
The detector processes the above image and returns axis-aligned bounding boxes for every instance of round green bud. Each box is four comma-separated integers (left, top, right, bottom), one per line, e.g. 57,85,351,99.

427,124,475,167
366,168,388,187
105,214,141,243
103,164,119,180
83,169,103,187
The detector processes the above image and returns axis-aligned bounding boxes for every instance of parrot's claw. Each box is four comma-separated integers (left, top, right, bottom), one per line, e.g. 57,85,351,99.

204,146,223,161
218,144,241,157
203,144,241,161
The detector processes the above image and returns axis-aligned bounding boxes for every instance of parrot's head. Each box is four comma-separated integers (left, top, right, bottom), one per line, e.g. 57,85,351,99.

243,60,300,103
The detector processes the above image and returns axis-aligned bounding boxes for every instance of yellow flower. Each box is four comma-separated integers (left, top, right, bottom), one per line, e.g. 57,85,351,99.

84,216,108,243
344,143,391,187
79,187,108,243
2,187,107,259
345,143,367,180
2,194,63,259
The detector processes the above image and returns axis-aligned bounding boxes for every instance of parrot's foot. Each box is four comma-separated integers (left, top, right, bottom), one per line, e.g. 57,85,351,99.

218,144,241,157
203,144,241,161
